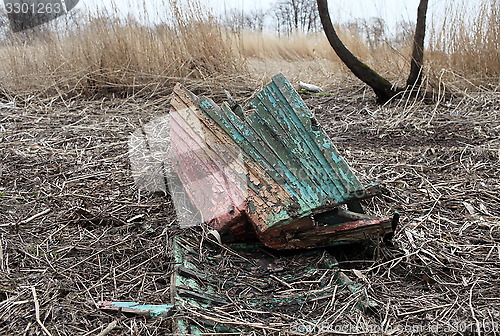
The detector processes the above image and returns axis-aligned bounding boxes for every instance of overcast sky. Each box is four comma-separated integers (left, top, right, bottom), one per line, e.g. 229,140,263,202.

0,0,484,32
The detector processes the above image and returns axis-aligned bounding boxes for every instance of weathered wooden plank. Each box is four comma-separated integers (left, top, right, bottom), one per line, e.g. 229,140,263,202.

171,98,248,209
250,86,339,202
172,87,268,202
97,301,174,318
198,98,310,212
169,231,382,334
268,74,363,194
167,75,396,250
170,89,246,228
201,98,314,210
172,85,293,239
217,103,321,216
246,98,332,203
263,84,347,199
200,99,307,234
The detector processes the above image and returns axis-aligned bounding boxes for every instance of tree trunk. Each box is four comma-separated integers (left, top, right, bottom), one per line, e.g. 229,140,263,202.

316,0,399,103
407,0,429,88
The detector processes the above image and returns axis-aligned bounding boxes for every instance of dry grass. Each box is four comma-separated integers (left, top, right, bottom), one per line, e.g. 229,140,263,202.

0,2,498,335
239,30,410,81
0,0,497,100
428,0,499,91
238,31,368,62
0,1,247,99
0,84,497,335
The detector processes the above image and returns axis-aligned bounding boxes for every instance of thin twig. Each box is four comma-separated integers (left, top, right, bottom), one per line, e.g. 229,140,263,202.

31,287,53,336
96,320,118,336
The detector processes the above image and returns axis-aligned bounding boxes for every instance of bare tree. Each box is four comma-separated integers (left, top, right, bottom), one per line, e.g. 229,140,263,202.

223,8,245,33
344,21,364,38
407,0,428,89
244,10,267,32
393,20,415,47
316,0,430,103
316,0,397,102
274,0,320,34
223,8,267,33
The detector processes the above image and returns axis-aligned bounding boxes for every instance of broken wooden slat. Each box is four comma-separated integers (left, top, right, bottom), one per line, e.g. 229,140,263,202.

97,301,173,318
270,74,361,191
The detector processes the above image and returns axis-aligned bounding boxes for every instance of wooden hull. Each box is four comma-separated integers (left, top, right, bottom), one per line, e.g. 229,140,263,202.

169,74,396,249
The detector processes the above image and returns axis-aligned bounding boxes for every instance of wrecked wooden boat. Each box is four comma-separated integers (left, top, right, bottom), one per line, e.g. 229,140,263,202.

169,74,398,249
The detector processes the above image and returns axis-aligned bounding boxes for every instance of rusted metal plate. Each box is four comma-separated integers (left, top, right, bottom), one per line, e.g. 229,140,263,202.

169,74,395,249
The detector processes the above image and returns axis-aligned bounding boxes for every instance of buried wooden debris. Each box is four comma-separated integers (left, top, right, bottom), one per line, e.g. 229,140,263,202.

322,255,379,313
168,73,398,249
170,231,380,334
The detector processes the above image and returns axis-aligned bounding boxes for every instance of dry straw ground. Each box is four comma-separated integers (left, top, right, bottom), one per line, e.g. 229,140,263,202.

0,0,499,335
1,78,498,335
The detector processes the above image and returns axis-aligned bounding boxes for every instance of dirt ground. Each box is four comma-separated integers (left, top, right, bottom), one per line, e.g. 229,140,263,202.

0,78,498,335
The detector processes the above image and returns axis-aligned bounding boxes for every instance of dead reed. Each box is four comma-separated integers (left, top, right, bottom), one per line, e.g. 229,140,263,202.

0,1,247,99
428,0,499,91
0,0,497,100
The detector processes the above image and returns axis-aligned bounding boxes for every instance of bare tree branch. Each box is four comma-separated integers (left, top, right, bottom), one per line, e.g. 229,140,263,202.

316,0,399,103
